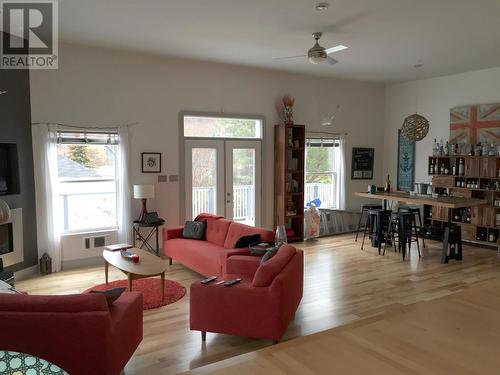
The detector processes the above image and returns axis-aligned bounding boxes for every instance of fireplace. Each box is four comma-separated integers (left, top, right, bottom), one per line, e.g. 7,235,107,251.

0,222,13,255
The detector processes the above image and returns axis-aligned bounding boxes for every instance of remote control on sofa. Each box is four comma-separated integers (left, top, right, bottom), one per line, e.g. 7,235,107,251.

200,276,217,284
223,278,241,286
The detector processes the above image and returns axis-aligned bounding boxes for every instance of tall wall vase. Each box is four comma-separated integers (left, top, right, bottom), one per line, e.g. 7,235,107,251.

275,95,295,125
283,106,294,124
275,225,288,249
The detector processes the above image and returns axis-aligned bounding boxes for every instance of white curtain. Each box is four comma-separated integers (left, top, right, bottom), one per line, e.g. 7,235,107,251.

335,137,346,210
116,126,131,244
32,124,62,272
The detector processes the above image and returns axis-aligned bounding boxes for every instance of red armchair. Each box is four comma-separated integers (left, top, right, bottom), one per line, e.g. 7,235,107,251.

0,292,143,375
190,244,303,342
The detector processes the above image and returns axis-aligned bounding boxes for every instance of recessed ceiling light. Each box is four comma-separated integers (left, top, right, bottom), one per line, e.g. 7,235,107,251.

315,2,330,11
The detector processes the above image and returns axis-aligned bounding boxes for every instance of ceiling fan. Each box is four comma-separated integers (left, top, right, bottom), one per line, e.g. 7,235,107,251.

274,32,348,65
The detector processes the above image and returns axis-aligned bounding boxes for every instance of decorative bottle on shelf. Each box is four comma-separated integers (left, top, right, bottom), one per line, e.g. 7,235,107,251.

439,139,444,156
385,175,391,193
432,139,438,157
458,158,464,176
444,141,450,156
429,159,434,174
476,142,482,156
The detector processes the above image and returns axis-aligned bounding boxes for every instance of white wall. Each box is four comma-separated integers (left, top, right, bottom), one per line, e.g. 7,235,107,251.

384,66,500,184
30,43,385,263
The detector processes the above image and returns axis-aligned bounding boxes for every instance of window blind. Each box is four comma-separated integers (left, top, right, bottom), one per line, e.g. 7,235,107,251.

306,138,340,148
57,131,119,145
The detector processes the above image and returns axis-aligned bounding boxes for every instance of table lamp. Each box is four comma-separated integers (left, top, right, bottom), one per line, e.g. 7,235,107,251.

133,184,155,223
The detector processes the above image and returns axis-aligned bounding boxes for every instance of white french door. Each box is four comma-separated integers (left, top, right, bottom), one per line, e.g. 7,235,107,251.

184,139,261,226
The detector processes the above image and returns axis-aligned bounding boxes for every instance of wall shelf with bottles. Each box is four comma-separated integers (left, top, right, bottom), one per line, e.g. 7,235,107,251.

425,152,500,248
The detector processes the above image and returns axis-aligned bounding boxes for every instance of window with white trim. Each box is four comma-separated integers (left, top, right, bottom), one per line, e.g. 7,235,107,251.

305,138,341,209
56,131,118,233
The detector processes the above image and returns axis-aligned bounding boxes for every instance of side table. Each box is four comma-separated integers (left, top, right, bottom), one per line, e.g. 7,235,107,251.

132,219,165,256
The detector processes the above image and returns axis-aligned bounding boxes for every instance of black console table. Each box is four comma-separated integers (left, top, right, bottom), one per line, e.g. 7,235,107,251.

132,219,165,256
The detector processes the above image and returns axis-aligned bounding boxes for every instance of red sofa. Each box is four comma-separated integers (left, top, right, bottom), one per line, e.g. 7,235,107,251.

163,214,274,276
190,244,303,342
0,292,143,375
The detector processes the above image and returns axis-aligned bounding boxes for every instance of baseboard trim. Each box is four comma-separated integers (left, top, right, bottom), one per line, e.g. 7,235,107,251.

13,265,38,281
62,256,103,270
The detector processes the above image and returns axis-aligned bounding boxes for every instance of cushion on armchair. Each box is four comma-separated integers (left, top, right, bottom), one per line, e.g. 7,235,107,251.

252,245,296,287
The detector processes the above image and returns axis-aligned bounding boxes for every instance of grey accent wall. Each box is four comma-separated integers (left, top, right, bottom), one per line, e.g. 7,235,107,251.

0,61,38,272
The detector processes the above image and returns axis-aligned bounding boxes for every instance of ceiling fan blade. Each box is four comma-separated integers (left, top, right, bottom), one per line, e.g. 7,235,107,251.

273,54,306,61
326,45,348,55
326,56,338,65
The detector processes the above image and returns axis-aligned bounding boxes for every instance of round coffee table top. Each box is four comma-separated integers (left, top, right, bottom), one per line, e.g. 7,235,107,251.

103,248,168,276
0,350,68,374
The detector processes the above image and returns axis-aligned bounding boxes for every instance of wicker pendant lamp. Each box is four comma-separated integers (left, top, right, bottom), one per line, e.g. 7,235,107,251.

401,113,429,141
400,63,430,141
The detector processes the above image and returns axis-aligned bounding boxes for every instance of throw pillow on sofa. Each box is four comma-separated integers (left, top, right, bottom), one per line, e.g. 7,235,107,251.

183,220,206,240
234,234,261,248
90,287,126,307
253,245,296,287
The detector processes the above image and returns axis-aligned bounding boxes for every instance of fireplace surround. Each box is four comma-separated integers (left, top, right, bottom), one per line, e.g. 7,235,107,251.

0,222,13,255
0,208,23,267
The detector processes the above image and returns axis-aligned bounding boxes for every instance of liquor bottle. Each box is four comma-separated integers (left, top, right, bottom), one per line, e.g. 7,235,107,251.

444,141,450,156
429,159,434,174
439,139,444,156
458,158,464,176
454,143,459,155
385,175,391,193
432,139,438,157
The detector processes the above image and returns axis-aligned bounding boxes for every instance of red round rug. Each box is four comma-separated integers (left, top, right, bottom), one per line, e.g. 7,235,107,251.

83,278,186,310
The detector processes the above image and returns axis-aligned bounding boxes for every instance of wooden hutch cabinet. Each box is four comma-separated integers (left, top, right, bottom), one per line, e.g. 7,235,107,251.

274,124,305,242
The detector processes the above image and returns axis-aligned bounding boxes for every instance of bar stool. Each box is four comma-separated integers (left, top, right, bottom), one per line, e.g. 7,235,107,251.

355,203,383,242
384,210,416,260
399,205,425,251
361,209,392,254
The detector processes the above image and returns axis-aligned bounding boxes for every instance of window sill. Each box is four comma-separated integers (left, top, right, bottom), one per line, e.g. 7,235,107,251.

60,228,119,237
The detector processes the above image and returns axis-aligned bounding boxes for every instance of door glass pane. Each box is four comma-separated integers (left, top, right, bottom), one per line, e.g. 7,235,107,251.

192,148,217,218
184,116,262,138
232,148,255,226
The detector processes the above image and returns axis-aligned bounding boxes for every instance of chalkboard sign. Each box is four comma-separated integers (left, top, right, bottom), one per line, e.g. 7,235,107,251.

351,147,374,180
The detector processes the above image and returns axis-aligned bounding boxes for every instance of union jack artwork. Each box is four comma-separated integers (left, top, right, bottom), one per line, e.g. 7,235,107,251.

450,103,500,145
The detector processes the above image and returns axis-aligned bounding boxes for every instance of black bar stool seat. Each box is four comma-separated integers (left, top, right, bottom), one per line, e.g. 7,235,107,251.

355,203,383,242
361,209,392,254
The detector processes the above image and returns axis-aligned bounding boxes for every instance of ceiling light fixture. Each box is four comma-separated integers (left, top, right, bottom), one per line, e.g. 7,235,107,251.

315,2,329,11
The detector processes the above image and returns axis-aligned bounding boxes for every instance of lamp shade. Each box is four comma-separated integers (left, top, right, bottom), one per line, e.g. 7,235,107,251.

133,184,155,199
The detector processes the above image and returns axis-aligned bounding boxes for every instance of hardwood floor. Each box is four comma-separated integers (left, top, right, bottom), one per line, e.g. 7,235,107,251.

16,234,500,374
190,279,500,374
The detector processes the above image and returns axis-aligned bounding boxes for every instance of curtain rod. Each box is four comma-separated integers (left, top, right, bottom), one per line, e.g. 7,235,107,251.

31,122,140,130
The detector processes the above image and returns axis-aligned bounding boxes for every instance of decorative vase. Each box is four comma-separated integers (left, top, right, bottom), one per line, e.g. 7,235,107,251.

0,199,10,224
275,225,288,249
283,106,294,124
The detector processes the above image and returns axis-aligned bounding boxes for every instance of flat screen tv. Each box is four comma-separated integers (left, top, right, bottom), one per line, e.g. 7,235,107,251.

0,143,20,195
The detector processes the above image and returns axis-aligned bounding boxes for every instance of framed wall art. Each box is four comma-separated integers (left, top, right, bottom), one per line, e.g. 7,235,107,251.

351,147,374,180
397,129,415,192
141,152,161,173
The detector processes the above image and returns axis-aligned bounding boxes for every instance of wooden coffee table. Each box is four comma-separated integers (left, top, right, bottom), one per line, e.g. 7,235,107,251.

103,248,169,301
